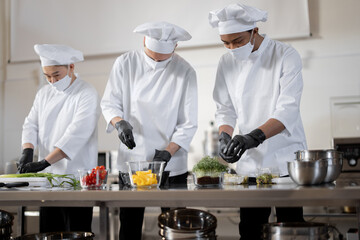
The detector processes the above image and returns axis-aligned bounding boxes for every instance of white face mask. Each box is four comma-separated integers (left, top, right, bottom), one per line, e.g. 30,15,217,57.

228,30,255,61
48,66,72,92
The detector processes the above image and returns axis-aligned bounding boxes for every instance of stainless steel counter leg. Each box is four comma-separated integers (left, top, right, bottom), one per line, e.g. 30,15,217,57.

357,202,360,240
99,203,109,240
17,206,25,236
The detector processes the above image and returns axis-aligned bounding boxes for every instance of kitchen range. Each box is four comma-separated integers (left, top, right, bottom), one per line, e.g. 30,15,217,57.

335,137,360,177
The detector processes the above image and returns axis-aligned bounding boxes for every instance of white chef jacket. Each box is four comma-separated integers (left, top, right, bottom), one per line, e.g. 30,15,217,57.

101,50,198,177
22,76,100,175
213,35,307,176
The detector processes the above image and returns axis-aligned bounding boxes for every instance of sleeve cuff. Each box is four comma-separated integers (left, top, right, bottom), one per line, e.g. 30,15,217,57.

170,138,190,152
102,109,123,133
106,120,116,133
270,114,292,137
21,138,37,150
54,143,72,161
215,116,236,129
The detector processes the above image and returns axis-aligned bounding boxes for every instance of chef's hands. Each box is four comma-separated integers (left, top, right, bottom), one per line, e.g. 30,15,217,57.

153,149,171,171
153,149,172,163
115,120,136,149
18,148,34,173
219,132,231,154
220,129,266,163
20,159,50,173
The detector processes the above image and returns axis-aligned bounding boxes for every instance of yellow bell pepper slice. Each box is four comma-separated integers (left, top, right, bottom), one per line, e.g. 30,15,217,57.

132,170,158,186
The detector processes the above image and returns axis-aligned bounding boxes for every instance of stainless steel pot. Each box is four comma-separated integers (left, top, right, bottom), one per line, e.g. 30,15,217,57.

158,208,217,231
0,210,13,238
158,208,217,240
159,226,216,239
262,222,330,240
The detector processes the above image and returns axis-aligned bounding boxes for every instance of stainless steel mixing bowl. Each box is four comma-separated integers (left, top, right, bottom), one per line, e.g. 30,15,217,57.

294,149,343,161
322,156,343,183
287,160,328,185
294,149,343,183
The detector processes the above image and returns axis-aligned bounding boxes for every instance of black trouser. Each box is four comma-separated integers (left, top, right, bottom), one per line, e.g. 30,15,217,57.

40,207,93,232
119,172,188,240
239,207,304,240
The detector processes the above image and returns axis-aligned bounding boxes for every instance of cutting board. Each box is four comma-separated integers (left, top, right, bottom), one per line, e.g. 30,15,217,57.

0,177,49,187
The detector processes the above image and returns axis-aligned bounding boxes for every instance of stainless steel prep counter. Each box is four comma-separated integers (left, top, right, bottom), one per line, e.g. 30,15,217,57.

1,179,360,240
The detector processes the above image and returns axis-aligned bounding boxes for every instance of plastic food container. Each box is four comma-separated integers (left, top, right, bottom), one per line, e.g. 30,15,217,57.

222,173,245,185
192,171,223,188
126,161,165,188
78,167,108,189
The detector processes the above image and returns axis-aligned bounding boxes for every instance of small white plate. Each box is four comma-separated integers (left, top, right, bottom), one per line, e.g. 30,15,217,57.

272,177,294,184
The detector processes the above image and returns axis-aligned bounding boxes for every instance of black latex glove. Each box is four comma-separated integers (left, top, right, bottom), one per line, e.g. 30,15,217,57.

219,132,231,154
221,129,266,163
115,120,136,149
20,159,50,173
152,149,172,171
153,149,172,163
18,148,34,173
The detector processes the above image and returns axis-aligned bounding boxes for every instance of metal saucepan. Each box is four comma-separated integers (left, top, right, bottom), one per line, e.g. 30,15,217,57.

158,208,217,232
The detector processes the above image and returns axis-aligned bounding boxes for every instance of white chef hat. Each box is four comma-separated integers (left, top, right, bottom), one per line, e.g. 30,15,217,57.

209,3,268,35
34,44,84,67
134,21,192,54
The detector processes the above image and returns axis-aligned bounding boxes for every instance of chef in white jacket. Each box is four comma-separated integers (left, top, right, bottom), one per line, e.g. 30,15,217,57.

101,21,198,240
19,44,100,232
209,4,307,240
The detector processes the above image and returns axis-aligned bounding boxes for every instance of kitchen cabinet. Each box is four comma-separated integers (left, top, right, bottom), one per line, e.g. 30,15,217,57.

1,179,360,240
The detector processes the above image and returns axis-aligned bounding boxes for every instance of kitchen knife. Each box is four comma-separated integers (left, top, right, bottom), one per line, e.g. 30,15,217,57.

0,182,29,188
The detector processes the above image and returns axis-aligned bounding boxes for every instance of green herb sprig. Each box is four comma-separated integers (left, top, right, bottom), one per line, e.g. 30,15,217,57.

0,173,80,189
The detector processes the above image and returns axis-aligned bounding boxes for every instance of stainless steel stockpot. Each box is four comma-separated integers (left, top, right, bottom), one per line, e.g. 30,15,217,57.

158,208,217,239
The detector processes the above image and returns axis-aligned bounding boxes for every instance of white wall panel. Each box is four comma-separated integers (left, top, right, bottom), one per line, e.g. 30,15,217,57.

9,0,309,62
1,0,360,173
